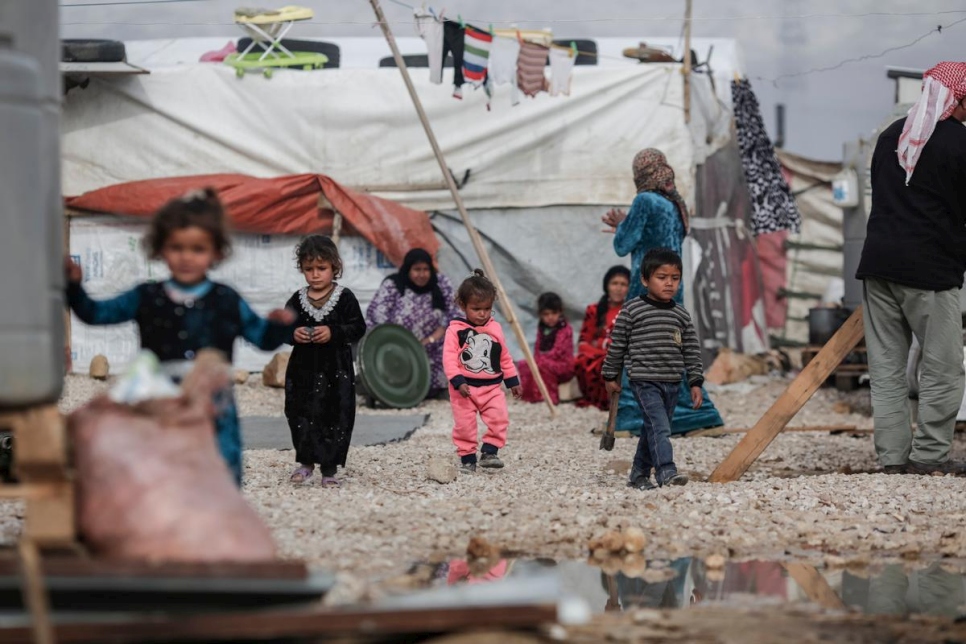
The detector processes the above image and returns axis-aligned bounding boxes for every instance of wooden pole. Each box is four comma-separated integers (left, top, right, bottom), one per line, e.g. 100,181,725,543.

369,0,557,416
63,214,71,374
708,307,865,483
682,0,693,123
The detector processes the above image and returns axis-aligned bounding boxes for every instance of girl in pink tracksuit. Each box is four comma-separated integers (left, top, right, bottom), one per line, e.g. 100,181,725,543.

443,270,522,472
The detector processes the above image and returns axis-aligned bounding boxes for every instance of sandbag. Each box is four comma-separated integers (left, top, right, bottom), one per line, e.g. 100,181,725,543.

68,354,276,562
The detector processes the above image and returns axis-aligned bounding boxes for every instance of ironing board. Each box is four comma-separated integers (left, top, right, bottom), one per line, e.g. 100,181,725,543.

224,6,327,77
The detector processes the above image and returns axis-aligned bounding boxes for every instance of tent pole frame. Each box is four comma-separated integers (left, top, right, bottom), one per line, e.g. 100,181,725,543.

369,0,558,417
683,0,693,124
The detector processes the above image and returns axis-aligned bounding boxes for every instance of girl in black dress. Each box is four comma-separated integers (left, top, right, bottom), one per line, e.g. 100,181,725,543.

284,236,366,487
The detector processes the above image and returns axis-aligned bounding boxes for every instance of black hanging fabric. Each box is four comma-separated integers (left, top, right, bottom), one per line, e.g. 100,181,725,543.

442,21,465,90
731,78,801,235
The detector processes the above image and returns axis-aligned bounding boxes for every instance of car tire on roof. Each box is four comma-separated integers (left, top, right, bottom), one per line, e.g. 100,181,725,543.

62,39,127,63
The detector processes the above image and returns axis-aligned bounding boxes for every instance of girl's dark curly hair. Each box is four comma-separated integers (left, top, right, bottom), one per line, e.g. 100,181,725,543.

537,291,563,313
456,269,497,307
294,234,343,278
142,187,232,260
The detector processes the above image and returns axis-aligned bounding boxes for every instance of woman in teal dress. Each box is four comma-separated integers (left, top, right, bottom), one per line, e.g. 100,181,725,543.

602,148,723,435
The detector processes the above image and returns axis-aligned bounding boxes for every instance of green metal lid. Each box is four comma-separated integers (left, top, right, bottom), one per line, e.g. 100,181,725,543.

357,324,431,408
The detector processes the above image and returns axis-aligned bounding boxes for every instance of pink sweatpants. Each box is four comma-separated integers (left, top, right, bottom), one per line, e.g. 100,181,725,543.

450,383,509,457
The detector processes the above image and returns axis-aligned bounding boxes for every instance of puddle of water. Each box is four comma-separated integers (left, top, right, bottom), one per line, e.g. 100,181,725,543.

395,557,966,618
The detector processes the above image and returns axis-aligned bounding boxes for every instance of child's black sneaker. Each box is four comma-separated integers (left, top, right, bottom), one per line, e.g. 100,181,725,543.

460,462,477,473
661,473,689,487
627,467,655,490
480,453,504,469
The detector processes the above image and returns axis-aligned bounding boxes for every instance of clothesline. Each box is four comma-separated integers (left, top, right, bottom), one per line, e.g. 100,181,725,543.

381,1,966,23
61,0,966,21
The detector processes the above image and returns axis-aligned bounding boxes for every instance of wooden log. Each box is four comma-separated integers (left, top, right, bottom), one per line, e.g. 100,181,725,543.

708,307,865,483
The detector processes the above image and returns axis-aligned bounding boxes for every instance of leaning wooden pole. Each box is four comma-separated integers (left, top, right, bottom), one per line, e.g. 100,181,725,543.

682,0,693,123
708,307,865,483
369,0,557,416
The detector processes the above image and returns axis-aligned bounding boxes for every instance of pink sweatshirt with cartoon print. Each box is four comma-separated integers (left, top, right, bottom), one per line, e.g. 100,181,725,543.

443,317,520,389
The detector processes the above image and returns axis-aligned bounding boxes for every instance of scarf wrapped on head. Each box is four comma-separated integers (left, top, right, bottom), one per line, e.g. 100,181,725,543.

632,148,690,233
897,61,966,184
387,248,447,311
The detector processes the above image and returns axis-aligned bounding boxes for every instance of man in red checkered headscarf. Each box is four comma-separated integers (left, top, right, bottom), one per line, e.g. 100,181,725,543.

897,62,966,183
856,61,966,477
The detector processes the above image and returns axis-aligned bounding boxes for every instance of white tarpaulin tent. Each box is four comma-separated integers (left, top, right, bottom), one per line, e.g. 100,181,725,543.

62,37,746,373
62,65,731,210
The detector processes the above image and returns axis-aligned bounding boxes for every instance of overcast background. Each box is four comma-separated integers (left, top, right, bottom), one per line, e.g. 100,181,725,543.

60,0,966,160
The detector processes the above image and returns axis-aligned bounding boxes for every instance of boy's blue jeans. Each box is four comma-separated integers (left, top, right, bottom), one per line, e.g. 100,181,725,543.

629,380,680,485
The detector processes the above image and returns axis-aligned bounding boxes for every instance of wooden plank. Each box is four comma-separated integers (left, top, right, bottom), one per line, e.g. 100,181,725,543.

0,556,308,581
688,425,862,437
0,484,65,501
782,563,847,611
0,603,558,643
708,307,865,483
25,483,74,548
12,407,67,472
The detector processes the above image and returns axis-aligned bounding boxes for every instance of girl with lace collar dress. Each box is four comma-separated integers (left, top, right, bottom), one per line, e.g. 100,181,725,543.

284,235,366,487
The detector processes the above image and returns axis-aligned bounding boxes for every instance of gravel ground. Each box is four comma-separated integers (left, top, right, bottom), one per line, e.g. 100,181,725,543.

52,373,966,584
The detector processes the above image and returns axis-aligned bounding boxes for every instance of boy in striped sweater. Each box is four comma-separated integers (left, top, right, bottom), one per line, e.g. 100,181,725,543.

602,248,704,490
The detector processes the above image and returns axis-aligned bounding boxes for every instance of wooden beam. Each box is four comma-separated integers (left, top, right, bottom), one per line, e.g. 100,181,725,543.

708,307,865,483
368,0,557,417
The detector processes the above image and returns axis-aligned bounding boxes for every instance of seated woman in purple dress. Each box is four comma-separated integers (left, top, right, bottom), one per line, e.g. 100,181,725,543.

365,248,459,398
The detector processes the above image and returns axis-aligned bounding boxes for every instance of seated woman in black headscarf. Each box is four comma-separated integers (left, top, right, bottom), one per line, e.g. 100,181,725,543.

365,248,459,397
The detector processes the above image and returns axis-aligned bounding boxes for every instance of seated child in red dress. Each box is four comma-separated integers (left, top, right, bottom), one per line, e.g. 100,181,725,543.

516,292,575,404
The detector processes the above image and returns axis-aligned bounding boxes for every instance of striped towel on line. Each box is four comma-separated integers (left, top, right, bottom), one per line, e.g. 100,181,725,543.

517,40,549,97
463,25,492,87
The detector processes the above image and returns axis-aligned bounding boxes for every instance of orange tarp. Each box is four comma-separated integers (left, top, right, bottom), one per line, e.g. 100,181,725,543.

65,174,438,266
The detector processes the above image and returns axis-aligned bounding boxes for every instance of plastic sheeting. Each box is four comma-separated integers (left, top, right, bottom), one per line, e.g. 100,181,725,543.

430,206,630,359
690,141,767,364
774,150,844,345
65,173,437,267
61,64,731,212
